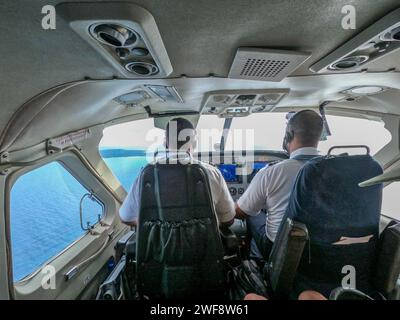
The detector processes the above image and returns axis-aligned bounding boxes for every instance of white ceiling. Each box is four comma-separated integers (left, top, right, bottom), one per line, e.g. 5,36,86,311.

1,0,400,151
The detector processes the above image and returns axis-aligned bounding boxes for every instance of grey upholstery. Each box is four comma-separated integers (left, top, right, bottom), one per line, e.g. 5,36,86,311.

135,162,225,299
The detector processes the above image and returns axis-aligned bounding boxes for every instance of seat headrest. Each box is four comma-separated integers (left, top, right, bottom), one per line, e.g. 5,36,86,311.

286,154,383,243
138,163,215,222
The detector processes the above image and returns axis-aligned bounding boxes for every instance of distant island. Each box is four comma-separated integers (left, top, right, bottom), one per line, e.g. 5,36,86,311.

99,147,149,158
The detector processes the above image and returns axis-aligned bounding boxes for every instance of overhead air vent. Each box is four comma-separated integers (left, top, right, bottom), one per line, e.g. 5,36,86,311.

57,2,172,78
310,8,400,73
125,62,159,76
381,26,400,41
88,21,164,77
330,56,369,71
229,48,311,82
90,24,139,48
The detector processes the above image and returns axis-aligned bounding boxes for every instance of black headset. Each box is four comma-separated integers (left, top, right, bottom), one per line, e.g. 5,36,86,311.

282,111,300,153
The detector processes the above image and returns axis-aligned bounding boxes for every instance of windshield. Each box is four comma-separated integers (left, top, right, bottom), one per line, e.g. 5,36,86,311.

196,113,391,155
100,113,391,156
100,113,391,190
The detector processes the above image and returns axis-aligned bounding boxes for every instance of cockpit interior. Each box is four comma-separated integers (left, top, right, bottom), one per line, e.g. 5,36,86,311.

1,0,400,303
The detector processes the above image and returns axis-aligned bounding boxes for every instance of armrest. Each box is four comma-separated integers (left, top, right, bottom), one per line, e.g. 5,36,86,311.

115,230,135,262
329,287,374,300
96,256,126,300
219,226,240,254
124,231,137,261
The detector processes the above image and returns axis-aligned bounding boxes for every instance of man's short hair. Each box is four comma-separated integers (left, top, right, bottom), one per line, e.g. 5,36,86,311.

289,110,323,146
165,117,195,150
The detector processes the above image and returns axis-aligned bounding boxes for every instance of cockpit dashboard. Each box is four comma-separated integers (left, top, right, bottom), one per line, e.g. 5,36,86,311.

194,150,287,200
193,150,287,237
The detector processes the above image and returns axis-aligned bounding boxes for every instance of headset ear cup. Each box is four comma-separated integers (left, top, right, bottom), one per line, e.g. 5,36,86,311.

287,130,294,143
282,129,293,152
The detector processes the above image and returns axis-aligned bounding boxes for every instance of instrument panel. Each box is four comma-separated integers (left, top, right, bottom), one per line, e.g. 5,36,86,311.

217,162,269,199
194,150,288,200
194,150,288,237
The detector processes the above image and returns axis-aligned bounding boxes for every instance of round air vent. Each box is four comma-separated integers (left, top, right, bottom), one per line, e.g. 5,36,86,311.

116,48,130,59
131,47,149,57
381,26,400,41
329,55,369,70
89,23,138,48
125,62,159,76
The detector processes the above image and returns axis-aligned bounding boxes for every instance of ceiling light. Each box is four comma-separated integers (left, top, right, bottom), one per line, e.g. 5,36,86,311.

342,86,387,96
114,90,150,107
145,85,183,103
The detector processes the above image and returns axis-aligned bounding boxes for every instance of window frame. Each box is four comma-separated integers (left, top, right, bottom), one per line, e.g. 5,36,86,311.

4,150,118,291
381,181,400,222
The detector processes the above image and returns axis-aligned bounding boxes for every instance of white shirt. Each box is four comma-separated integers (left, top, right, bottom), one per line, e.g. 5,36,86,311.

119,158,236,224
237,147,319,242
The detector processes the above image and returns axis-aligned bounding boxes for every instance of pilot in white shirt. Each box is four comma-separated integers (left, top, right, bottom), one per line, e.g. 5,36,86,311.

119,117,235,227
236,110,324,259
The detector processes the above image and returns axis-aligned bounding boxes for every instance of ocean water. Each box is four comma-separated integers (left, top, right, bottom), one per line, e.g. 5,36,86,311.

103,156,148,191
10,149,147,281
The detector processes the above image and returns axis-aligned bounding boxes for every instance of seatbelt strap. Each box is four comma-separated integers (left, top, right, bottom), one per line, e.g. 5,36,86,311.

153,165,163,220
186,165,194,211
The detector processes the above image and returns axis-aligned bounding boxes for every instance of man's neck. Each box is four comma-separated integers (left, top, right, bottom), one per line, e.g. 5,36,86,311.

289,143,317,155
289,146,319,158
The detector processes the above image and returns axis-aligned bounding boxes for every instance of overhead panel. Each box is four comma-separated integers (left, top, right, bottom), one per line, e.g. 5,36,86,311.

57,2,173,78
310,8,400,73
202,89,290,118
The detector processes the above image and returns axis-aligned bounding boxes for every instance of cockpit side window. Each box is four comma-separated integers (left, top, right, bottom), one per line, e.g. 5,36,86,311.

99,118,164,191
318,115,391,156
10,162,104,282
382,182,400,221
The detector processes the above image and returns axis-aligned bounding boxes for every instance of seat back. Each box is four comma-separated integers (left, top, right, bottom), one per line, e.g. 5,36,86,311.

266,218,309,299
374,222,400,297
136,162,225,299
285,154,383,297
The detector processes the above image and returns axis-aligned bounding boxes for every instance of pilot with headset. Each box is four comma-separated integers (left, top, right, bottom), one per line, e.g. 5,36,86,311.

119,117,236,228
235,110,324,260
